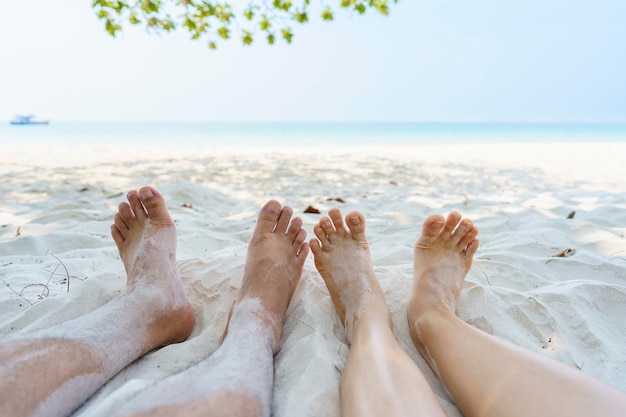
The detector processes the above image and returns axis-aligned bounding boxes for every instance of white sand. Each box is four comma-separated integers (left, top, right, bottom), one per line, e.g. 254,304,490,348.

1,143,625,416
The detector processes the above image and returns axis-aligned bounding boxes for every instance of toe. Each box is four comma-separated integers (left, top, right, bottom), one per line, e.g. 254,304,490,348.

114,213,129,238
127,190,147,220
292,226,307,249
297,240,310,259
328,208,346,236
416,214,445,246
320,217,336,243
287,216,303,242
314,223,331,247
465,239,480,257
310,238,323,257
275,206,293,234
451,219,474,247
117,202,135,228
345,211,367,242
441,212,462,239
111,224,124,247
256,200,282,233
457,224,479,250
138,186,171,223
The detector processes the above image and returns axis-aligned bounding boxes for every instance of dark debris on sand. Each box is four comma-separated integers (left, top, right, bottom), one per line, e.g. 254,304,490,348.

303,206,321,214
552,248,576,258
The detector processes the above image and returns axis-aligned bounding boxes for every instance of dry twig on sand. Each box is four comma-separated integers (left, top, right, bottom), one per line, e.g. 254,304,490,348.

4,253,81,306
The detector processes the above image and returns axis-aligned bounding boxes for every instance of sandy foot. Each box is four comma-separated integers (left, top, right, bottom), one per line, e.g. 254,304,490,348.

310,208,391,343
111,186,194,347
225,200,309,354
407,212,479,366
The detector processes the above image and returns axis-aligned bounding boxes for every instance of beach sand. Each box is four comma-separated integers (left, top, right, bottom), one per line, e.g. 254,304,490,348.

1,143,625,416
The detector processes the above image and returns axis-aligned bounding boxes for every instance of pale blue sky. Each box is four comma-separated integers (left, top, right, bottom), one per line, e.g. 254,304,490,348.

1,0,625,122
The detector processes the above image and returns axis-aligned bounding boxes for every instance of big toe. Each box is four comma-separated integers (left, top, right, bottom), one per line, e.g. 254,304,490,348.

138,186,172,224
256,200,282,233
345,211,367,241
416,214,445,247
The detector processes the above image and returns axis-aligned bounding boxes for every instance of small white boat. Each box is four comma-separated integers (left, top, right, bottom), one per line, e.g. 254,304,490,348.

10,115,49,125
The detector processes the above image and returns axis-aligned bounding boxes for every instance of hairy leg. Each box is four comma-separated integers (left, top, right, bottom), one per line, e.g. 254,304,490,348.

0,186,194,417
408,212,626,417
311,208,446,417
116,200,309,417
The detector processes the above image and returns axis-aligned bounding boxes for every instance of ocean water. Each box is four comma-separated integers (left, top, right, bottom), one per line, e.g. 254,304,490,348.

1,122,625,146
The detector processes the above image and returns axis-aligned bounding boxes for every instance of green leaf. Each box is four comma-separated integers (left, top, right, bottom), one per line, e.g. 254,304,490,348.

321,8,333,21
129,11,141,24
218,26,230,39
371,0,389,15
183,17,196,30
294,12,308,23
281,28,293,44
104,19,115,37
242,30,253,45
273,0,292,11
147,0,160,13
162,19,176,31
112,1,126,13
91,0,397,49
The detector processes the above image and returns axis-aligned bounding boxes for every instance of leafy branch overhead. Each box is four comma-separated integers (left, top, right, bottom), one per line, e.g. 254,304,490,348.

93,0,398,48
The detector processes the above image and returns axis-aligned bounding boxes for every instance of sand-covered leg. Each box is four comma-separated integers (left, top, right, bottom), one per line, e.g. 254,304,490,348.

115,200,309,417
311,208,446,417
407,212,626,417
0,186,194,417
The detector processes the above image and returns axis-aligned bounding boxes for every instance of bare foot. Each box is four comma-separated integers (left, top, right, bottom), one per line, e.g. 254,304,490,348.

310,208,391,343
111,186,195,348
225,200,309,354
407,212,479,368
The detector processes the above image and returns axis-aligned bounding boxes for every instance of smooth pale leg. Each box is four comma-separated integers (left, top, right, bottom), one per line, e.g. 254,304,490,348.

408,212,626,417
311,208,446,417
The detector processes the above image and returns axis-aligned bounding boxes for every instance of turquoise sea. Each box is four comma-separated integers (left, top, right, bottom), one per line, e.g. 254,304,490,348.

1,122,625,146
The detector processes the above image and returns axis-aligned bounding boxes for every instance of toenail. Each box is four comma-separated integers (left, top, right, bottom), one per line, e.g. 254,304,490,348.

349,216,360,225
139,188,153,199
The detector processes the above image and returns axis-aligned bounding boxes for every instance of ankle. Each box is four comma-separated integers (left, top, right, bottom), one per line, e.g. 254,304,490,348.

147,301,195,349
349,303,393,345
413,299,453,323
226,298,284,355
409,302,454,343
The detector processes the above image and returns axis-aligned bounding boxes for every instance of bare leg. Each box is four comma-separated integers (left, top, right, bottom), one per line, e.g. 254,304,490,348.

310,208,446,417
408,212,626,417
115,200,309,417
0,186,195,417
